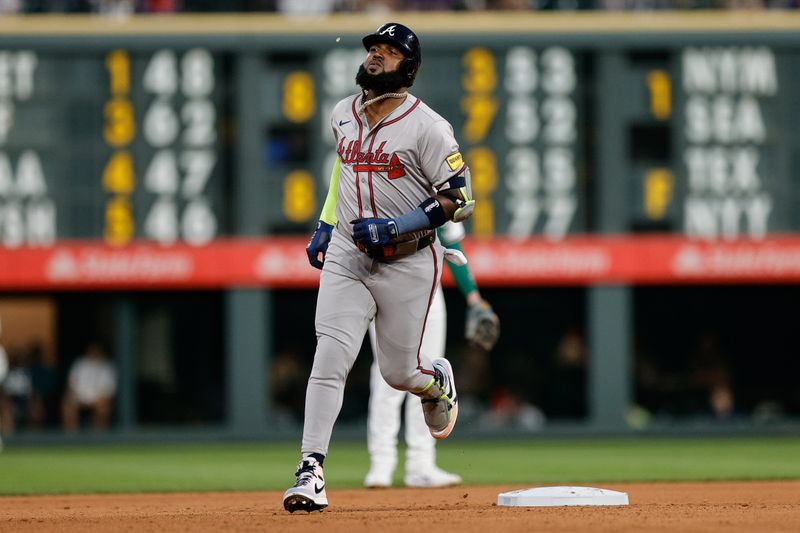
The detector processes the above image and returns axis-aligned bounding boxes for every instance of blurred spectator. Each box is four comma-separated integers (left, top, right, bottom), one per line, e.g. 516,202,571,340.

28,342,57,429
600,0,676,9
140,0,179,11
634,328,736,421
403,0,461,9
10,0,800,11
452,342,493,426
634,332,688,418
456,343,492,404
718,0,764,7
687,330,734,419
270,346,307,425
0,0,21,14
481,386,545,431
180,0,275,11
0,319,7,447
23,0,92,12
62,343,117,432
91,0,135,15
468,326,548,431
543,326,587,419
353,0,400,11
486,0,531,8
633,334,665,421
0,346,33,435
276,0,336,14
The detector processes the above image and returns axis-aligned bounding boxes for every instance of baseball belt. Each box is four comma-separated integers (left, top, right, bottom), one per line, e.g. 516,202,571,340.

356,230,435,259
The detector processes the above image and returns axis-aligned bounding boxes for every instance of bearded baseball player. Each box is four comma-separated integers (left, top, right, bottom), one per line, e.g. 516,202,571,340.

283,22,475,513
365,221,499,489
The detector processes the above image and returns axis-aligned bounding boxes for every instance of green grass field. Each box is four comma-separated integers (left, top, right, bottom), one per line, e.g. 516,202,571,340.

1,437,799,496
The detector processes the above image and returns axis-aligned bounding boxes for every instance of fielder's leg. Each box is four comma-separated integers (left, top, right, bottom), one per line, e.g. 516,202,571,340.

365,352,405,487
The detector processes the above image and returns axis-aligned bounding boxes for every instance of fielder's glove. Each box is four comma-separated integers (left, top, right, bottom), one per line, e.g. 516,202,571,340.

465,299,500,351
351,218,398,247
306,220,334,270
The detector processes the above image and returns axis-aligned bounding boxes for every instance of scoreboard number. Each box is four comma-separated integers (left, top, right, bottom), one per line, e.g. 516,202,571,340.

503,46,579,240
141,48,218,245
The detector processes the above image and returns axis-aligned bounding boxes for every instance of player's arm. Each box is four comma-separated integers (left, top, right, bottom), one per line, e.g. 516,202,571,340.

437,223,478,301
444,240,480,303
319,156,340,226
426,119,475,223
306,157,341,269
439,225,484,311
352,180,473,247
351,120,474,247
438,223,499,351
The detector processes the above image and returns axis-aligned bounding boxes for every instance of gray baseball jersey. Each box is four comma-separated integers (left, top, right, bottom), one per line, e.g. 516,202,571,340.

332,93,467,235
301,92,469,456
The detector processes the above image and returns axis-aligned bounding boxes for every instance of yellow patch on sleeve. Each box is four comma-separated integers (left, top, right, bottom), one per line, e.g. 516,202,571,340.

446,152,463,172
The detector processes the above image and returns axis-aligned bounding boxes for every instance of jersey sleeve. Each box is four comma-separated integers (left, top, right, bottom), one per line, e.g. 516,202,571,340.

319,157,341,226
330,96,353,144
417,119,465,191
330,113,339,143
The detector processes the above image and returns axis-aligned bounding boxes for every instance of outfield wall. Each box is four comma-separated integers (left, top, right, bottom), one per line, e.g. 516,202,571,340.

1,13,799,441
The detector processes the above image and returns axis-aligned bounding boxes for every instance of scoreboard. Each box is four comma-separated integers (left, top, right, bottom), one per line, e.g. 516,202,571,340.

628,45,795,240
675,46,792,239
0,28,589,247
0,46,225,247
2,13,800,289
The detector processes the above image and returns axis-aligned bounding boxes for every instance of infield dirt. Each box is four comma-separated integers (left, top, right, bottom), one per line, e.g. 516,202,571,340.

1,480,798,532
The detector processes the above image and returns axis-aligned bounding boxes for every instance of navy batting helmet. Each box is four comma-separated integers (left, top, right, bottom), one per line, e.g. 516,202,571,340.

362,22,422,86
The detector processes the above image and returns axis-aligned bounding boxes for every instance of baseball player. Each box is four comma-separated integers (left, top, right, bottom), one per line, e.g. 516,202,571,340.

311,185,500,488
283,22,475,513
365,221,499,489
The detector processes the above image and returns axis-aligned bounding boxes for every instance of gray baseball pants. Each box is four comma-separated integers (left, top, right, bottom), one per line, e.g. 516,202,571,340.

301,227,443,456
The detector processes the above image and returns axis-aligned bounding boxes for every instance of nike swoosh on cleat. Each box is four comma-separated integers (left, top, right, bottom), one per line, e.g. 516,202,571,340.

339,120,351,126
314,483,325,494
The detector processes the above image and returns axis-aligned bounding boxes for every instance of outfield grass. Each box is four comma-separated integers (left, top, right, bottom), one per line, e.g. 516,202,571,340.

1,437,799,495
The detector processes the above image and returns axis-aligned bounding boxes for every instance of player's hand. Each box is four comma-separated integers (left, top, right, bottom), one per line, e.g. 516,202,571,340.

306,220,334,269
351,218,398,247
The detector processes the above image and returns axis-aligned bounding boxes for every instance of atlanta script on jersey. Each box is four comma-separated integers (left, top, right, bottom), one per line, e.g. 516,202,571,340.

330,92,469,237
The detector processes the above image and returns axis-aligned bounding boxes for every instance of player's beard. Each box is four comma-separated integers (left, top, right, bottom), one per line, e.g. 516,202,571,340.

356,64,407,95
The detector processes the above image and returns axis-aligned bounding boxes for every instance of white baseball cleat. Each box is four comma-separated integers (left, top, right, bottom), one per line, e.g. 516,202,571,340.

421,358,458,440
364,466,394,488
283,457,328,513
405,466,463,488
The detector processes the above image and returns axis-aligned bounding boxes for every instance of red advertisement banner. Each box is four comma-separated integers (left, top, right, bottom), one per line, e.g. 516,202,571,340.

2,235,800,290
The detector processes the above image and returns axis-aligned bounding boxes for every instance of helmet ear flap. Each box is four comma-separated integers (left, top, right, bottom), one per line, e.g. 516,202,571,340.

401,58,418,87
